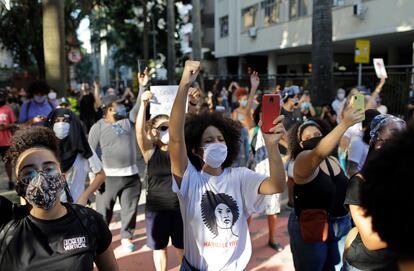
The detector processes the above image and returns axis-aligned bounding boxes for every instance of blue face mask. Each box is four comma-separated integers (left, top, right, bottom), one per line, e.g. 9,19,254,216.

33,95,46,103
113,105,127,120
240,100,248,107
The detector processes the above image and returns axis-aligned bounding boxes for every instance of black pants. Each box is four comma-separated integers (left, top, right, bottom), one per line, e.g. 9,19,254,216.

96,174,141,239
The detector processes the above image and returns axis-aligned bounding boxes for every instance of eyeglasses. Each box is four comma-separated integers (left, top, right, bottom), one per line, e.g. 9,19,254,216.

156,126,169,132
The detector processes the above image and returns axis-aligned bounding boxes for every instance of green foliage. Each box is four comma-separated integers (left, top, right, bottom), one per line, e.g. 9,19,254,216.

0,0,93,78
91,0,173,70
0,1,44,76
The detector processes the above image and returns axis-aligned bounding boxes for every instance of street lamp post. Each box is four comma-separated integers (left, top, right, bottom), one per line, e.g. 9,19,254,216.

150,14,157,61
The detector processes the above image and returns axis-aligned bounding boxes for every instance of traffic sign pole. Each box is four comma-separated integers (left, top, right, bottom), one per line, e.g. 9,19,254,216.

358,63,362,86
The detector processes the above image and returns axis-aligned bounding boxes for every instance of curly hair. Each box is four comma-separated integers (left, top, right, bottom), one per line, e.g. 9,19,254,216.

146,114,169,130
360,121,414,260
27,80,50,98
200,191,240,238
185,112,241,171
4,127,60,167
288,118,332,160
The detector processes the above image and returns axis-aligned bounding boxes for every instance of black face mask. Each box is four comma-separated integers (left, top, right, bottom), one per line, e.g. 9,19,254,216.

302,136,323,150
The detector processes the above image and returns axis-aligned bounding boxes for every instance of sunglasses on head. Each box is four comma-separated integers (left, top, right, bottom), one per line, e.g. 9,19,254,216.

156,125,169,131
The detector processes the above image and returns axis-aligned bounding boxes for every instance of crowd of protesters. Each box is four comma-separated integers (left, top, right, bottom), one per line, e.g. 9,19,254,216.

0,61,414,271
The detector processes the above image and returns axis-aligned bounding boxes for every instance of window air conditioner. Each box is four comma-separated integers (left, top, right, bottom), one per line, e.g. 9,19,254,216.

353,2,367,19
248,27,257,38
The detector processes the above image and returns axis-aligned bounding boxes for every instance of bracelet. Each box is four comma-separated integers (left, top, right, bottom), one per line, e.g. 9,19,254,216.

189,101,197,106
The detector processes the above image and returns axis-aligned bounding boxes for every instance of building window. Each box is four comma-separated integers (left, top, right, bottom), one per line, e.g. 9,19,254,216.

242,4,258,31
261,0,280,26
219,16,229,38
333,0,346,6
290,0,310,19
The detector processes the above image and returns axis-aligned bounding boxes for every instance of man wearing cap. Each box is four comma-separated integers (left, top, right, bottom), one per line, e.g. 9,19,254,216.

281,85,303,132
88,95,141,253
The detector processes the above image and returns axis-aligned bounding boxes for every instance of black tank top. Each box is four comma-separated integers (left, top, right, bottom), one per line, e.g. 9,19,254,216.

146,146,179,212
294,158,348,217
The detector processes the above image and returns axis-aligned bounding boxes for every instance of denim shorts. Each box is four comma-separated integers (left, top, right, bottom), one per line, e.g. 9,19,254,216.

288,211,352,271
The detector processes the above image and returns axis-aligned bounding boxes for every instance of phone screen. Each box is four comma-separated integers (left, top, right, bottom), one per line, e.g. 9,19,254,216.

137,59,147,74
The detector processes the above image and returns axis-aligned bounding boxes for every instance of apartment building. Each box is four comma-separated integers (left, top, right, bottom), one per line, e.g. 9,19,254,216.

214,0,414,76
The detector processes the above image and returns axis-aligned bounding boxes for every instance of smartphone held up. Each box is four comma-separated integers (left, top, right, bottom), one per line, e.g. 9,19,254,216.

350,93,365,121
261,94,281,134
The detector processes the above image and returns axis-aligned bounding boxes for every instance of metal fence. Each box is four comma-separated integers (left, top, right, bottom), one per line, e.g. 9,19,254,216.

203,65,414,119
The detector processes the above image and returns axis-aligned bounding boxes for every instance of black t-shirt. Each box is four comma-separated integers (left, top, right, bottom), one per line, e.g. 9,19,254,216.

346,234,398,271
146,146,180,212
344,175,398,271
79,93,96,120
344,174,363,207
0,201,112,271
281,107,303,131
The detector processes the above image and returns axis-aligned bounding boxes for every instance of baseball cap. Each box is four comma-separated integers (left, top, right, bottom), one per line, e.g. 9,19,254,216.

281,85,300,100
58,97,70,106
101,95,118,108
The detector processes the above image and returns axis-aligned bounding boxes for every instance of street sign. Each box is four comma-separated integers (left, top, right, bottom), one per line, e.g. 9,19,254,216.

355,39,370,64
68,48,82,63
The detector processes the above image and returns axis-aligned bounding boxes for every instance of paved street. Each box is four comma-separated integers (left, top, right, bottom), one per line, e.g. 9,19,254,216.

0,162,295,270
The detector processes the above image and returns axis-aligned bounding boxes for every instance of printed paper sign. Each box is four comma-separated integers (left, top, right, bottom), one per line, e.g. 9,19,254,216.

149,85,180,116
373,58,388,79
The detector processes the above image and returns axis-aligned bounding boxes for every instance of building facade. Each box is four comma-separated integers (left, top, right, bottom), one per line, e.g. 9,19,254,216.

214,0,414,76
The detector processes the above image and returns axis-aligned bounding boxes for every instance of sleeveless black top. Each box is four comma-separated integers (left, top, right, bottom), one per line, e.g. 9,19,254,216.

146,146,179,212
294,158,348,217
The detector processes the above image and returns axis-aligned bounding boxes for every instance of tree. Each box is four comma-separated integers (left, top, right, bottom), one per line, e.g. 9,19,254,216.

0,1,45,78
43,0,67,94
0,0,92,85
311,0,334,105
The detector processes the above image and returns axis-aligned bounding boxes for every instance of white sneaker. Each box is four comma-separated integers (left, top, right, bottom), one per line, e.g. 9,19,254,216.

121,238,135,253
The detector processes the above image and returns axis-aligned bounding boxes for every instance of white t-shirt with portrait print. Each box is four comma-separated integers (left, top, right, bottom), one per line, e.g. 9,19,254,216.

172,161,267,271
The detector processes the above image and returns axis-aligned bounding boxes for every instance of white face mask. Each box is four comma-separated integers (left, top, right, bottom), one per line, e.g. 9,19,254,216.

48,92,57,100
53,122,70,139
202,143,228,168
159,130,169,145
337,93,345,100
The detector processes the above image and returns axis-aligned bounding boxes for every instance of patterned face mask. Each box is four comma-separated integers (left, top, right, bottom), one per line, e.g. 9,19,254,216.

17,171,66,210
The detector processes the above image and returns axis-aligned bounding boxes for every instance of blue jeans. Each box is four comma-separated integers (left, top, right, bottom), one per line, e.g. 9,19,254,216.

288,212,352,271
234,127,250,167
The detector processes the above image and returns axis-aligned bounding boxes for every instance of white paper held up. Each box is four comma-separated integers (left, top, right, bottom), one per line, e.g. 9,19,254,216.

149,85,180,116
373,58,388,79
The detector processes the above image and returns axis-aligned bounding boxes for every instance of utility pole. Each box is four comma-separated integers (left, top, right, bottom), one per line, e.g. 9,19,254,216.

167,0,176,84
191,0,202,61
141,0,149,62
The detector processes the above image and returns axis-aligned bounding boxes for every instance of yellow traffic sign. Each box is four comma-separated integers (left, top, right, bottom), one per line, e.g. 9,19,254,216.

355,39,370,64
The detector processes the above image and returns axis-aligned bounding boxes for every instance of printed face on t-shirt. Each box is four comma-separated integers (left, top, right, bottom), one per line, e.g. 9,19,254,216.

201,191,239,238
215,203,233,229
